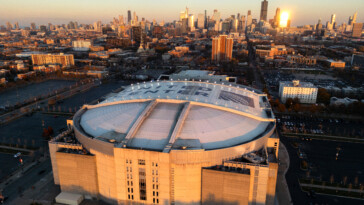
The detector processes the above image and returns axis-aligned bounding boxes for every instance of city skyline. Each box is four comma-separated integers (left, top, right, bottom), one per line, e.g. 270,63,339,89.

0,0,363,27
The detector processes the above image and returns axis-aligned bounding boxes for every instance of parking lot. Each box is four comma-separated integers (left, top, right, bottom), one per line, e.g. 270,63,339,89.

281,134,364,204
276,114,364,138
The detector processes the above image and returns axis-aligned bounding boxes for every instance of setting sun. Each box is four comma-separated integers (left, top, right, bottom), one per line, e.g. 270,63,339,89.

280,11,289,27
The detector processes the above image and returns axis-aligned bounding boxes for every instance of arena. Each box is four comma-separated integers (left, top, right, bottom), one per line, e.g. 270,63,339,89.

49,80,279,205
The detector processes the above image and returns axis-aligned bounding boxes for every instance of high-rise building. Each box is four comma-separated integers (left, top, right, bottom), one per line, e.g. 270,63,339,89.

30,22,36,30
352,12,358,24
204,10,208,29
331,14,336,25
94,21,102,32
180,7,189,21
316,23,323,32
352,23,363,38
127,10,132,25
119,15,124,25
241,15,246,32
197,14,205,29
14,22,19,30
232,19,239,32
188,14,195,30
273,8,281,28
348,12,358,25
6,22,12,30
260,0,268,22
40,25,47,32
133,11,137,23
247,10,252,28
212,35,234,62
212,9,220,22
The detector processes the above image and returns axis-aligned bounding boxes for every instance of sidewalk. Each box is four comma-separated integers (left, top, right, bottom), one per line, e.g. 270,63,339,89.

276,142,293,205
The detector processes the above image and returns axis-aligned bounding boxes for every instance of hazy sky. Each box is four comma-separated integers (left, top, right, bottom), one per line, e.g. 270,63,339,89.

0,0,363,27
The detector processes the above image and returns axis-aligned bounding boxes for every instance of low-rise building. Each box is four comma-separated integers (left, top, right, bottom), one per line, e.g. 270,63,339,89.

287,55,316,66
72,40,92,51
17,71,36,80
324,59,345,69
31,53,74,68
279,80,318,104
330,97,359,106
256,45,288,58
0,77,6,85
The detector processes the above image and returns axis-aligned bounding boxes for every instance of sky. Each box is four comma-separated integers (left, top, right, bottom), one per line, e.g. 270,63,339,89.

0,0,363,27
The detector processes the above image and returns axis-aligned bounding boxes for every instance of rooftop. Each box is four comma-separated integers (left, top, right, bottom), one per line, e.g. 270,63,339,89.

77,81,275,151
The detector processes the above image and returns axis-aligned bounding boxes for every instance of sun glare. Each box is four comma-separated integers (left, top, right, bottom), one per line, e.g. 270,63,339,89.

280,12,289,27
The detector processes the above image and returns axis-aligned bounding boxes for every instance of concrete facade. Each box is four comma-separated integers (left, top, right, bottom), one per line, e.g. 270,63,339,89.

49,81,278,205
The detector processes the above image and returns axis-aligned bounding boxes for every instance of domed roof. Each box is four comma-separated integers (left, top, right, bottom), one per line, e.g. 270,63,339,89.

78,81,275,151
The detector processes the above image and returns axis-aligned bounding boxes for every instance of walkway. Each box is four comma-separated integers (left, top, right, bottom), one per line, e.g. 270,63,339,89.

276,142,293,205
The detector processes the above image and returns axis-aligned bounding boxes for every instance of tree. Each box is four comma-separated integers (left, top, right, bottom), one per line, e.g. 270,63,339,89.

317,88,331,105
309,104,318,113
293,103,301,112
42,128,50,140
48,126,54,136
285,98,294,109
293,97,300,105
277,103,286,112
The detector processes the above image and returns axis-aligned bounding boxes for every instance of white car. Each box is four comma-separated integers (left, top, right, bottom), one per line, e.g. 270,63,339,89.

13,152,21,158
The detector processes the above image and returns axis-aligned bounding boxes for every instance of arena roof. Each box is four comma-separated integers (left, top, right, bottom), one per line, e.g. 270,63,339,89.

78,81,275,151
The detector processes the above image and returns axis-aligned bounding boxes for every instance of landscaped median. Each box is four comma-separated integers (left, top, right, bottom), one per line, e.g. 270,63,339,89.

299,178,364,200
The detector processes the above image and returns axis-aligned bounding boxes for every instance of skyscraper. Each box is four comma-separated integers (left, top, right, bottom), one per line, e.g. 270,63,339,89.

241,15,246,32
14,22,19,30
331,14,336,24
349,12,358,25
119,15,124,25
273,8,281,28
212,35,234,62
127,10,132,25
352,12,358,24
212,10,220,22
247,10,253,28
133,11,137,23
260,0,268,22
188,14,195,30
180,7,189,21
6,22,12,30
316,19,323,32
30,22,36,30
197,14,205,29
93,21,102,32
204,10,208,29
